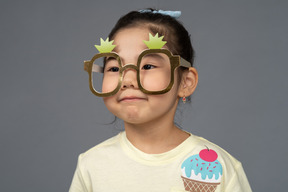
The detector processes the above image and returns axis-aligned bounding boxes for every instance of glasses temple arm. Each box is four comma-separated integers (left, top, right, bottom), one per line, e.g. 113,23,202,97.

180,57,191,68
84,61,104,73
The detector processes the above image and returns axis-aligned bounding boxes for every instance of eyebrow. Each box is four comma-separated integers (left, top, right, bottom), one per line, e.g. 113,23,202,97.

142,53,166,61
103,57,118,67
105,57,117,61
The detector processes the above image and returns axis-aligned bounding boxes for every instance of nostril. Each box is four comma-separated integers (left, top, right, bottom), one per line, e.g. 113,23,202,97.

121,80,135,89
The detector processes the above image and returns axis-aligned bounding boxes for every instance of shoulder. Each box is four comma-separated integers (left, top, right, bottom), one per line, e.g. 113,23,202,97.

183,134,252,191
190,134,241,166
77,132,123,165
183,134,243,180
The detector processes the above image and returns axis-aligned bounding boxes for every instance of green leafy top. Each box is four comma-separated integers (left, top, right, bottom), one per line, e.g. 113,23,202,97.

143,33,167,49
94,38,116,53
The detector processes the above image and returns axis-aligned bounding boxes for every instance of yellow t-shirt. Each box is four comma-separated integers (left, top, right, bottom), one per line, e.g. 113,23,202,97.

69,132,252,192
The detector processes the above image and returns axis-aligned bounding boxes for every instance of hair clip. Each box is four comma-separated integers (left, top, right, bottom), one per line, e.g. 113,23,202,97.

139,9,181,19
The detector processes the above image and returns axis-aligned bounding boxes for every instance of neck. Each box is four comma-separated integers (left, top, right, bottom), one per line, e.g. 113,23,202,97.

124,120,190,154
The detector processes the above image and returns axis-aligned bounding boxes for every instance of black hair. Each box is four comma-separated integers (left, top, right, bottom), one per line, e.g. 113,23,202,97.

108,8,195,67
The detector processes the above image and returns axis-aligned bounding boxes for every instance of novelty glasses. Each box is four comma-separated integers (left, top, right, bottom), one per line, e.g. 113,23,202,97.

84,34,191,97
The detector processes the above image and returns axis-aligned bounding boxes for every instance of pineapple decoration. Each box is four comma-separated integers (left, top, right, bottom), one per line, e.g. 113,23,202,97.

94,38,116,53
94,33,166,53
144,33,167,49
84,38,116,72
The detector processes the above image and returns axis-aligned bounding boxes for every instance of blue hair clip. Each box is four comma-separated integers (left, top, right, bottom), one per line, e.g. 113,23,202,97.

139,9,181,19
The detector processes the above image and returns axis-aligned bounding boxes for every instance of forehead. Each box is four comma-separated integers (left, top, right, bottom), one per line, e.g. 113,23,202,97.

112,27,169,54
112,27,150,52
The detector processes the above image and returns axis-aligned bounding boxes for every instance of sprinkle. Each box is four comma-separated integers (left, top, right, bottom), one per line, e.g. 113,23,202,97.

196,158,198,161
209,170,213,172
197,164,198,167
213,166,216,168
215,162,218,164
202,163,205,164
209,163,211,166
200,168,203,171
191,159,193,162
207,167,209,170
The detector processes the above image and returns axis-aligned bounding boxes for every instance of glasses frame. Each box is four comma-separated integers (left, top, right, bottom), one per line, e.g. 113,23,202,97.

84,49,191,97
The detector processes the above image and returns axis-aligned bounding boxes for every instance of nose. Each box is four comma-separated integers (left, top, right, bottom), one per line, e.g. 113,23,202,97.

121,65,138,89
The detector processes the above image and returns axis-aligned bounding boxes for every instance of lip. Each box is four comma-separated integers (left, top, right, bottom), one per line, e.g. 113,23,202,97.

118,96,147,102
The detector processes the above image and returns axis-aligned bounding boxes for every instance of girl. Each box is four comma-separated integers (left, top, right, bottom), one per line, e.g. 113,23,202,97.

70,9,252,192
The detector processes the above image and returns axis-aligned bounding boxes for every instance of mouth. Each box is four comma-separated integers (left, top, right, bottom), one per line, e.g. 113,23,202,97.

119,96,146,102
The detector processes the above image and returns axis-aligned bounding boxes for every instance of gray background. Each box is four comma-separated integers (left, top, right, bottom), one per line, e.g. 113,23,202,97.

1,0,287,191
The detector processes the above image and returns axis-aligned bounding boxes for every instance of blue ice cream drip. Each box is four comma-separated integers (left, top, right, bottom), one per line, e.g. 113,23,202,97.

181,154,223,180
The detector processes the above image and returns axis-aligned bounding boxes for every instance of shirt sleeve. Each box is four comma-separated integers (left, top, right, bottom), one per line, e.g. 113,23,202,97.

69,154,90,192
225,163,252,192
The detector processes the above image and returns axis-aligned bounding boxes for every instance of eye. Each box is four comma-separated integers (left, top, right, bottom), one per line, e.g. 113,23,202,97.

104,57,119,72
142,64,156,70
107,67,119,72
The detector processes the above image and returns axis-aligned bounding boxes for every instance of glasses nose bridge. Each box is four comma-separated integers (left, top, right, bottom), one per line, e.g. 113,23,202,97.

120,64,139,84
120,64,139,89
121,63,139,73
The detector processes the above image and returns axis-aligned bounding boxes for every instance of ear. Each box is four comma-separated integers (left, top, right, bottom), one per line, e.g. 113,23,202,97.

178,67,198,97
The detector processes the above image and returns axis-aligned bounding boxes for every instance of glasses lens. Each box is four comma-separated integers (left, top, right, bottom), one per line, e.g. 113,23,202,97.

139,53,171,92
92,55,120,94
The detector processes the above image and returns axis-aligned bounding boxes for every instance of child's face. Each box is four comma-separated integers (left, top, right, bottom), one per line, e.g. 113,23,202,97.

103,27,182,125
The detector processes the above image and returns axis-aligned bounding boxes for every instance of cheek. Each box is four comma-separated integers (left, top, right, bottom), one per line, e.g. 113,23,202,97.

102,76,119,93
103,97,116,113
140,69,171,91
141,78,168,91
